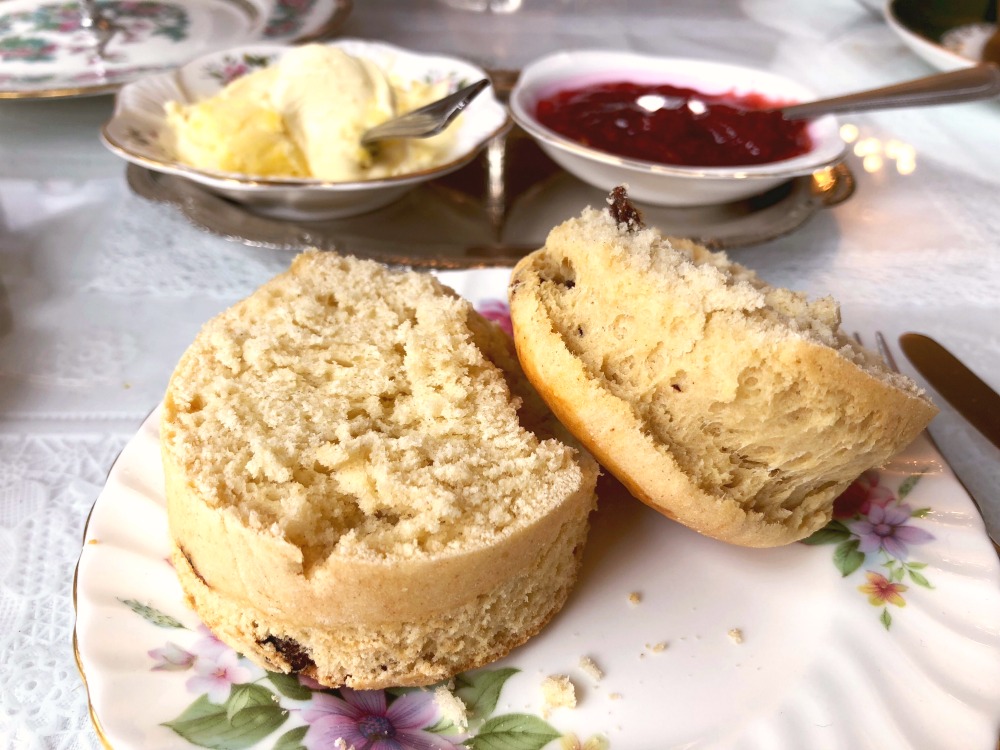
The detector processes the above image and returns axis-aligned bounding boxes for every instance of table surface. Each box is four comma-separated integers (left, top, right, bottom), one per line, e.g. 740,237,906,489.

2,1,999,748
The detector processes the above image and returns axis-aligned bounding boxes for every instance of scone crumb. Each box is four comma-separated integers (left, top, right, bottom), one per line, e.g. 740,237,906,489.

561,732,610,750
578,656,603,682
627,591,641,606
541,674,577,717
333,739,355,750
434,684,469,731
609,692,623,701
87,538,100,545
650,641,668,653
728,628,744,644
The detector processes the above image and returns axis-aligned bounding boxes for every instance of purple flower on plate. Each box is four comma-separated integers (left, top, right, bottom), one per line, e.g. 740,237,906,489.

302,687,463,750
850,503,933,560
185,648,256,703
148,642,195,671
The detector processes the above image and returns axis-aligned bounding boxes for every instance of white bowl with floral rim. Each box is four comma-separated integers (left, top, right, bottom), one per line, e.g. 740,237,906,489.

509,50,847,207
101,39,511,220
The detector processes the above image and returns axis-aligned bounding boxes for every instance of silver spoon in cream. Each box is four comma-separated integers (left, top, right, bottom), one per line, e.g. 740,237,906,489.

361,79,491,147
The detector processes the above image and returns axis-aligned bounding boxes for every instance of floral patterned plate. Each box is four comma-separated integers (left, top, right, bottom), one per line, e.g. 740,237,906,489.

0,0,351,99
74,270,1000,750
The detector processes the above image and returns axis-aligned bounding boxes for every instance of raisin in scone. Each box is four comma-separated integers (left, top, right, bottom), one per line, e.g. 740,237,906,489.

161,251,598,689
507,189,935,547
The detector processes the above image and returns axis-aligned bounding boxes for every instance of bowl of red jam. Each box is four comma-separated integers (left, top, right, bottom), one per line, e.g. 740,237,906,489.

509,50,846,206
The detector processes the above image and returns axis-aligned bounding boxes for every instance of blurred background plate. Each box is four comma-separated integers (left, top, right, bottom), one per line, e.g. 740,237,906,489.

886,0,994,71
0,0,352,99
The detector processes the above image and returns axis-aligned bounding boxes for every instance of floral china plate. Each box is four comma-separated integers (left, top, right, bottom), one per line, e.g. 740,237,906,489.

0,0,351,99
74,270,1000,750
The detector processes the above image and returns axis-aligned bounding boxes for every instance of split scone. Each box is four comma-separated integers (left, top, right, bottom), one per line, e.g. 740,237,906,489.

161,251,598,689
507,189,936,547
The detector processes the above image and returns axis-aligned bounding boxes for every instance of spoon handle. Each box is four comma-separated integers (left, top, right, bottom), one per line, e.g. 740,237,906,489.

781,63,1000,120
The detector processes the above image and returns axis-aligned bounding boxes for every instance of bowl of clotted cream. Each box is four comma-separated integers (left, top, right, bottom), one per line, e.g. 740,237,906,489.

102,40,510,220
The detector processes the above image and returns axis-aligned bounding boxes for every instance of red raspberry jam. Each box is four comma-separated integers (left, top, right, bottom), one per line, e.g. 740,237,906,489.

534,81,813,168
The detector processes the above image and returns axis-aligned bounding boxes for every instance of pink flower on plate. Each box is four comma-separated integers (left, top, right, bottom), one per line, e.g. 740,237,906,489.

302,688,463,750
189,625,230,660
476,299,513,336
832,470,895,519
148,642,195,671
185,648,256,703
850,503,933,560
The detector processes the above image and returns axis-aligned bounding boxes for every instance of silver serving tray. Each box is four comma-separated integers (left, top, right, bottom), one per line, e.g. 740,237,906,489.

127,128,855,269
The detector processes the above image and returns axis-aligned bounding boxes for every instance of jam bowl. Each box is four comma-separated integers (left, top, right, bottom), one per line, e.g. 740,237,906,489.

509,50,846,207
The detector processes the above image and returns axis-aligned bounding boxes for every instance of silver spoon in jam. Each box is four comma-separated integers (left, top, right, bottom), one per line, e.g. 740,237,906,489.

778,63,1000,120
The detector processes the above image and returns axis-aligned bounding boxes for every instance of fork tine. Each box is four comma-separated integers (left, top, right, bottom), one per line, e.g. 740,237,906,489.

874,331,901,372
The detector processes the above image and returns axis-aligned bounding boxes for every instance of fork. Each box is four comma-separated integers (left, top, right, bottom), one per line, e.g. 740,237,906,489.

864,331,1000,556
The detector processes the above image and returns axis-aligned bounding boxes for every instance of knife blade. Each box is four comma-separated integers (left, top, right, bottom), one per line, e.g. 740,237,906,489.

899,332,1000,451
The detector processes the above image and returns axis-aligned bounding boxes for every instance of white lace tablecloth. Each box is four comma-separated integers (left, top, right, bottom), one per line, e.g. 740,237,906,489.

2,1,999,747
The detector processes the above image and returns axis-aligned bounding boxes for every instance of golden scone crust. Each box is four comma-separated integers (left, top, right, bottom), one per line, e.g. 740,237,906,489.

508,200,936,547
162,251,598,688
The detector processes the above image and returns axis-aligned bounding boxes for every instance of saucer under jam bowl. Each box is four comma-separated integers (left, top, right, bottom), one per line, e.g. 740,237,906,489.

509,50,846,208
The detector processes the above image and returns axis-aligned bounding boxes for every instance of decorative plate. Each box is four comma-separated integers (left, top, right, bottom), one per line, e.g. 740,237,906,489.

74,272,1000,750
0,0,352,99
886,0,993,71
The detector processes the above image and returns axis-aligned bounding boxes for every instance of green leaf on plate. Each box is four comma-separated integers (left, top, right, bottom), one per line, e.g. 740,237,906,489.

801,520,852,546
456,668,519,722
880,608,892,630
273,725,308,750
897,471,926,500
464,713,561,750
426,716,462,735
162,685,288,749
267,671,314,701
908,569,933,588
833,539,865,577
225,684,277,722
119,598,186,629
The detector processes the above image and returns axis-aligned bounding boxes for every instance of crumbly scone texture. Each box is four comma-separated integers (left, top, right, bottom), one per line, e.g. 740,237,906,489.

162,251,598,688
508,199,936,547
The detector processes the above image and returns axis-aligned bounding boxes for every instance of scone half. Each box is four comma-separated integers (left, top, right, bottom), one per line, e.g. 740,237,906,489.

508,195,936,547
162,251,598,689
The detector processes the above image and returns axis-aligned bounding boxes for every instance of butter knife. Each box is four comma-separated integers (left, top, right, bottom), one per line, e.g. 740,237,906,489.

899,332,1000,451
897,332,999,553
